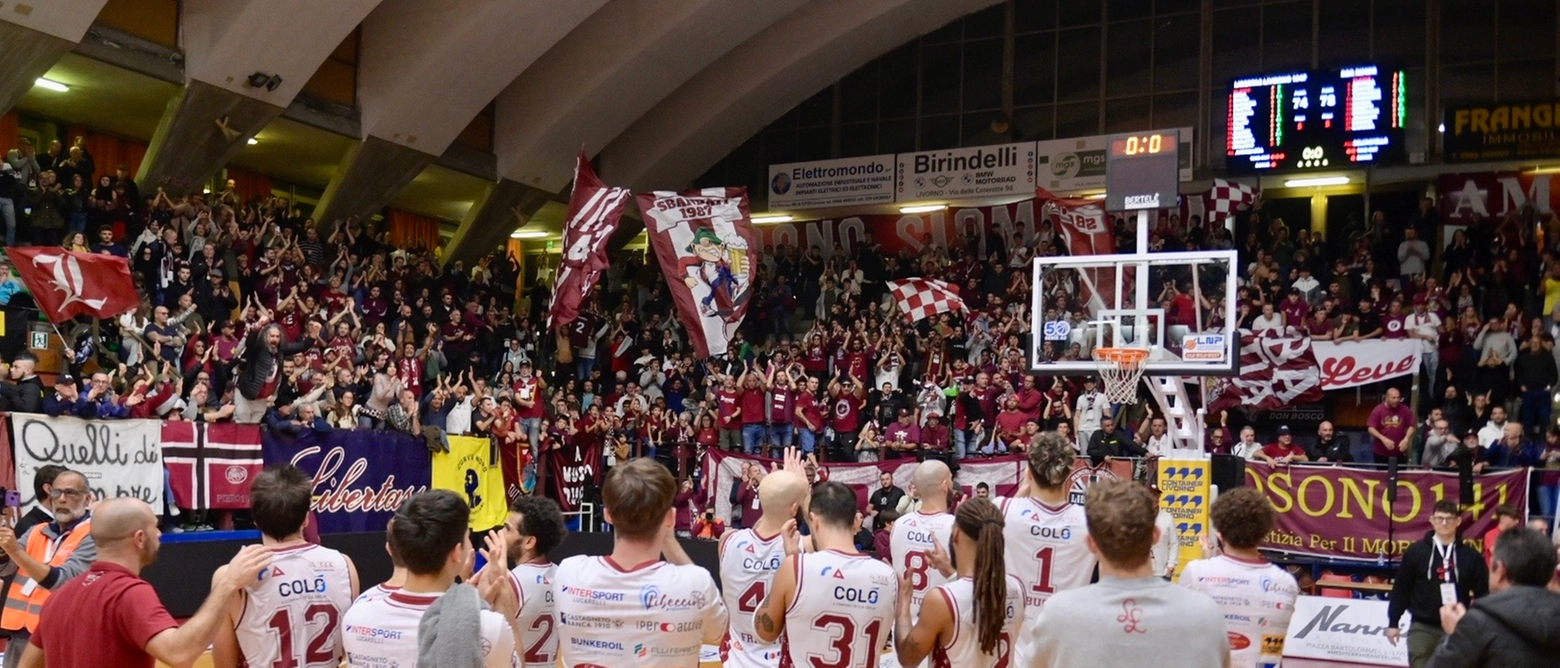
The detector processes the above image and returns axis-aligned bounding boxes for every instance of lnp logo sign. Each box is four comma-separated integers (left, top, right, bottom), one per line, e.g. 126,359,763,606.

1182,334,1228,362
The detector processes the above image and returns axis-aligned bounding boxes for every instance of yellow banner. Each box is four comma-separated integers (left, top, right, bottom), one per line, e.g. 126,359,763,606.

433,435,507,531
1158,458,1211,581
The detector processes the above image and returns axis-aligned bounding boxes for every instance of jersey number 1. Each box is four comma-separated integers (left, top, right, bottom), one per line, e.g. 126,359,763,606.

1031,546,1055,595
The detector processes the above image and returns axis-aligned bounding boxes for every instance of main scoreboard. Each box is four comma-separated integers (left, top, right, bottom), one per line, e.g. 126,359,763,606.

1226,64,1407,173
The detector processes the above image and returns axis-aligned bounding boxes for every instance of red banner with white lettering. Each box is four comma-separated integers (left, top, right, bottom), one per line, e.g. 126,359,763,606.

547,150,630,330
5,247,139,323
550,439,602,513
637,187,758,358
1437,171,1558,224
1247,462,1528,561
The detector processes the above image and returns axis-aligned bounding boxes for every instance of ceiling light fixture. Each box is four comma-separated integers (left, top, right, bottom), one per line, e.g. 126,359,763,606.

1284,176,1350,188
899,204,947,214
246,138,259,145
34,78,68,93
511,230,548,239
751,215,793,224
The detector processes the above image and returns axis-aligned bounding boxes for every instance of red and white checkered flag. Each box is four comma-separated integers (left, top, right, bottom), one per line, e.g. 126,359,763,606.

1207,178,1257,220
889,278,967,323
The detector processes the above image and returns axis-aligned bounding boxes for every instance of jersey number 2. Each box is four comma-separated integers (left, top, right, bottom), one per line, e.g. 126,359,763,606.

266,604,339,668
523,616,554,664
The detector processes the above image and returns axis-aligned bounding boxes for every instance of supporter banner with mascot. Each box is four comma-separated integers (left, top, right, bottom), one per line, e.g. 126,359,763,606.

701,450,1137,524
1211,333,1421,411
162,421,263,511
639,187,759,358
434,435,507,531
10,413,163,507
262,429,430,534
547,149,631,330
1245,462,1528,561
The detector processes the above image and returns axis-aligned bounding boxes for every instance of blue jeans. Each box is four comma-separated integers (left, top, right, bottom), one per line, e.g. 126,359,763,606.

768,424,794,457
1520,388,1552,437
1540,483,1558,522
797,428,818,454
742,424,767,455
0,198,14,247
953,428,974,459
519,417,542,451
576,356,596,380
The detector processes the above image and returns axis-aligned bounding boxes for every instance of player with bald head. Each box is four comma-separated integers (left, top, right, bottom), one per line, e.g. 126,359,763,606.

20,498,271,668
891,460,957,667
720,448,811,668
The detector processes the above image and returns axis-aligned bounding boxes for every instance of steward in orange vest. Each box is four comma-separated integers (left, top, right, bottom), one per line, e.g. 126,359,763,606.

0,508,96,660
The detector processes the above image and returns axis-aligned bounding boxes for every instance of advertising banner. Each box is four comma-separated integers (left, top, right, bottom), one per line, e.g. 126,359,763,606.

896,142,1037,201
766,154,895,210
1284,596,1409,666
263,429,431,534
638,187,758,358
1035,127,1194,194
700,450,1136,527
1157,457,1211,581
1246,463,1528,561
1442,101,1560,163
10,413,162,507
434,435,507,531
1438,171,1558,223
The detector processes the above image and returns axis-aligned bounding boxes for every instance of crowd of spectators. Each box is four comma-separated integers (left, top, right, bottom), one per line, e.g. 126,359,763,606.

0,131,1558,528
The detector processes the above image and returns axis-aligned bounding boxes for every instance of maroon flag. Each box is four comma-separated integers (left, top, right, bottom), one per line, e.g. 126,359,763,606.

5,247,139,323
1036,188,1118,312
547,151,630,330
888,278,966,322
161,422,262,511
1208,330,1324,413
550,439,602,513
636,187,757,358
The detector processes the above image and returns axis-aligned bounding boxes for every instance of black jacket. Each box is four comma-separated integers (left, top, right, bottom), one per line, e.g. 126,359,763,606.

0,376,44,413
235,324,314,401
1389,533,1490,627
1426,586,1560,668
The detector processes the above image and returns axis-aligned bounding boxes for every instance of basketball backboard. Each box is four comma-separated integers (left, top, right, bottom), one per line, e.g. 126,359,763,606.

1029,249,1238,377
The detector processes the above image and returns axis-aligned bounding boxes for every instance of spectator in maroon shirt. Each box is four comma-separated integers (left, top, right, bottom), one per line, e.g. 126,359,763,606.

1368,387,1416,462
920,411,951,455
883,408,921,459
1280,289,1310,326
1256,426,1310,465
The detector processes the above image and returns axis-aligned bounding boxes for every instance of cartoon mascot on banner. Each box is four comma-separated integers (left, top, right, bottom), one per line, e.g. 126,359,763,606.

678,226,750,320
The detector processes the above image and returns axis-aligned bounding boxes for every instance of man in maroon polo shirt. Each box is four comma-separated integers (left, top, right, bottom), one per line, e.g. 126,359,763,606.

19,498,270,668
1367,387,1416,463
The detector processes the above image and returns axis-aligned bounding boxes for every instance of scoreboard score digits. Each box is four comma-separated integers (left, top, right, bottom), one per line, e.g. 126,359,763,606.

1105,129,1179,213
1227,64,1406,173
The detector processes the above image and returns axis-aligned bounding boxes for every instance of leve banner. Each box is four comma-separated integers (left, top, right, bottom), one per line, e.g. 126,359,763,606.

1246,462,1528,561
1157,457,1211,581
263,429,430,534
435,435,507,531
701,450,1137,525
638,187,759,358
11,413,163,507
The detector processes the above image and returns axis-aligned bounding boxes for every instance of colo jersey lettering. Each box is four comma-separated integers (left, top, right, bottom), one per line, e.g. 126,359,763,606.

342,589,517,668
508,561,559,668
929,575,1025,668
890,511,957,620
236,543,354,668
1178,554,1299,668
553,556,727,667
778,550,896,668
719,528,786,668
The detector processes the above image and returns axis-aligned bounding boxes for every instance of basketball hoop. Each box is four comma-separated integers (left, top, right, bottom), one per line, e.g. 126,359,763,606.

1093,347,1149,404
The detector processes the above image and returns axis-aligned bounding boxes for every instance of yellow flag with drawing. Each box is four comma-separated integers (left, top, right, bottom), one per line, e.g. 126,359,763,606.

433,435,507,531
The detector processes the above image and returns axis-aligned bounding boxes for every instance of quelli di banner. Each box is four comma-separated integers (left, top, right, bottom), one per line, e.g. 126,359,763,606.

1245,462,1528,561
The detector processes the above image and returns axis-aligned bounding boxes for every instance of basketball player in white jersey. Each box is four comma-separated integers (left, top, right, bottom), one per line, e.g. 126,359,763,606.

755,481,897,668
996,431,1096,666
353,519,406,605
553,458,727,667
341,490,517,667
719,450,809,668
213,466,359,668
501,495,566,668
893,497,1024,668
891,460,958,630
1178,488,1298,668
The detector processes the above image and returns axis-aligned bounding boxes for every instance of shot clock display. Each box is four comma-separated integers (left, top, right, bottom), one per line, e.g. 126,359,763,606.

1227,64,1406,173
1105,129,1179,213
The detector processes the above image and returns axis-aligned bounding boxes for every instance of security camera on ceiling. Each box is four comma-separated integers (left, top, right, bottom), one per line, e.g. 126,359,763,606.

246,72,283,92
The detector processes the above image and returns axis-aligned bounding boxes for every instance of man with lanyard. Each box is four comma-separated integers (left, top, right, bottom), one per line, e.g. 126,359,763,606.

0,470,95,668
1387,500,1489,668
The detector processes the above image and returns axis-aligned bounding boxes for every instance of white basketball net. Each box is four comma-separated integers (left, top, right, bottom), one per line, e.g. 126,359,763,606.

1093,348,1148,404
